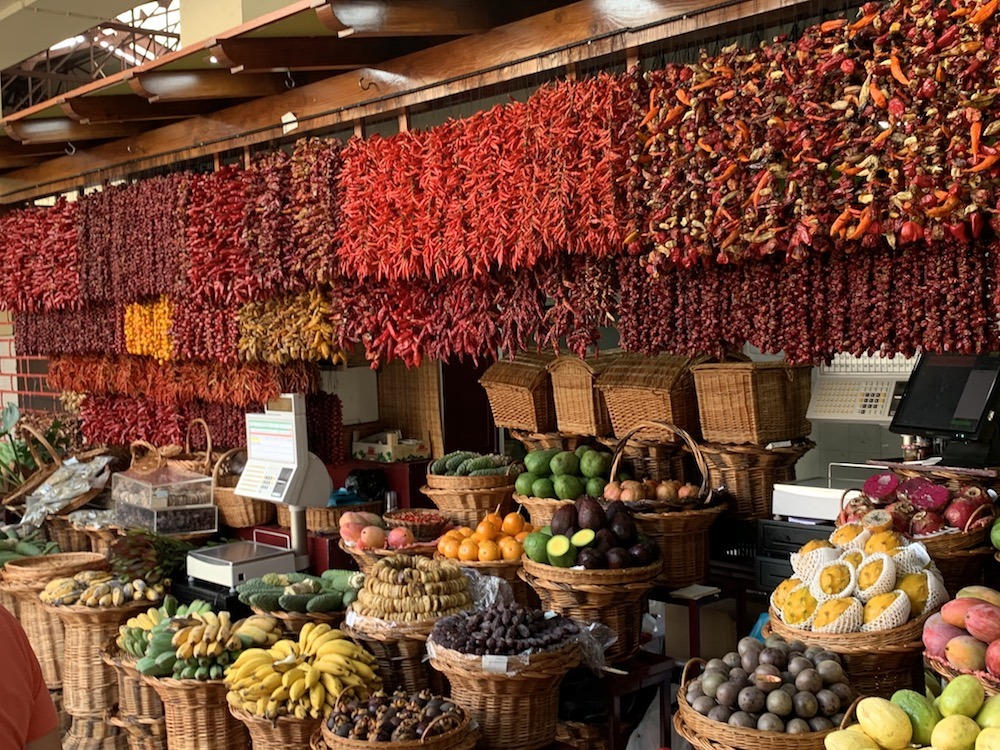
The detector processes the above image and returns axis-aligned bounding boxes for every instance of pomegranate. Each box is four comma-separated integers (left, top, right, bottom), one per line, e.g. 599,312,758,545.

838,494,874,525
944,495,994,531
910,510,947,536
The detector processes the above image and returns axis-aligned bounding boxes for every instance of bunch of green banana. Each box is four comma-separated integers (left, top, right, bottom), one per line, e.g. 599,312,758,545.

224,622,381,721
0,526,59,568
133,599,214,676
117,595,182,658
40,570,165,607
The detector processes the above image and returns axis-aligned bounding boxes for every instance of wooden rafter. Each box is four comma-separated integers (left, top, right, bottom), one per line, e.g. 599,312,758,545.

4,119,142,144
209,36,448,74
59,96,223,124
125,69,293,102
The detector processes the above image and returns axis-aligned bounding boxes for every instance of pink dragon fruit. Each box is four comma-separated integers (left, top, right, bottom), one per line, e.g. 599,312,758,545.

944,494,995,531
838,493,874,525
910,483,951,512
863,473,900,505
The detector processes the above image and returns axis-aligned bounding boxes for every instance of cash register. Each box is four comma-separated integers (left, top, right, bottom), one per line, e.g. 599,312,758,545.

185,393,332,590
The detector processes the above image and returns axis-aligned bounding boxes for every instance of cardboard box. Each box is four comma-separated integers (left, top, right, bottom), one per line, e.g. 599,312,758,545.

351,430,430,463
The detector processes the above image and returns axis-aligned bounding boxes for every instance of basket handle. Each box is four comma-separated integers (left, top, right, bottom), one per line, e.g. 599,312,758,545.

608,420,712,505
680,656,706,687
839,696,865,730
212,447,246,485
19,424,63,470
184,418,213,473
964,502,995,533
839,488,863,512
129,440,165,474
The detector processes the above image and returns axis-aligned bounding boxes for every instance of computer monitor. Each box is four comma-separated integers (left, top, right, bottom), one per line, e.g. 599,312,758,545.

889,352,1000,467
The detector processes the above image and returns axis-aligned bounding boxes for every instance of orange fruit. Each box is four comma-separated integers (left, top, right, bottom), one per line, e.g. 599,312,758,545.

457,527,474,538
515,530,531,543
501,512,525,536
475,520,499,541
469,531,485,544
478,540,501,562
443,529,464,542
499,537,522,561
522,522,534,533
484,512,503,529
439,538,461,560
458,539,479,562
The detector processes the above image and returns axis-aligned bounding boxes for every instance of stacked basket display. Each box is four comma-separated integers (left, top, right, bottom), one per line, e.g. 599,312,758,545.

421,452,518,528
102,635,166,750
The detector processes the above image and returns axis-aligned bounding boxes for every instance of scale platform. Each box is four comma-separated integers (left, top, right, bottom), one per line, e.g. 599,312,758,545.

772,477,861,521
186,540,296,590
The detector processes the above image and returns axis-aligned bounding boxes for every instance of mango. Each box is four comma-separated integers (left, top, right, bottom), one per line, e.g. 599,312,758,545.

831,523,864,546
815,598,859,630
976,695,1000,729
891,689,942,747
864,530,903,556
945,599,988,629
933,714,981,750
988,641,1000,678
856,697,913,750
863,590,909,626
939,674,987,718
946,636,989,674
824,730,881,750
925,613,970,659
897,572,931,615
801,539,836,555
966,602,1000,643
977,727,1000,750
958,586,1000,609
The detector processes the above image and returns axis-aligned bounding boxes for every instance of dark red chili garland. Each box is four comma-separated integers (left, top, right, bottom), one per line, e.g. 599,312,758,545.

171,299,241,364
13,303,125,357
80,395,184,447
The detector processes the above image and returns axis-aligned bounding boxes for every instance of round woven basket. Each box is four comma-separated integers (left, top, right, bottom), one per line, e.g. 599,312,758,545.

317,711,479,750
519,558,661,663
891,465,1000,493
249,606,345,637
139,676,250,750
765,608,929,697
212,448,275,528
51,687,71,735
675,658,842,750
43,600,150,718
2,423,65,510
699,441,815,520
45,515,92,552
514,494,572,529
342,616,444,695
101,636,165,721
63,714,128,750
426,472,518,491
0,577,64,688
420,485,515,528
384,508,452,541
597,435,688,483
275,500,383,532
926,653,1000,696
433,554,538,608
427,640,581,750
935,546,994,597
130,419,222,477
105,704,167,750
338,540,436,576
509,430,588,452
3,551,108,584
230,706,323,750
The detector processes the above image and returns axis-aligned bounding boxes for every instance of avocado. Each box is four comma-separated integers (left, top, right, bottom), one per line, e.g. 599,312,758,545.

577,548,606,570
546,535,578,567
531,477,556,500
522,532,551,563
606,547,631,569
550,504,579,537
610,513,638,547
515,472,540,496
628,542,654,567
570,528,596,548
605,500,627,520
580,450,613,479
553,475,584,501
575,497,607,531
594,528,618,556
549,451,580,477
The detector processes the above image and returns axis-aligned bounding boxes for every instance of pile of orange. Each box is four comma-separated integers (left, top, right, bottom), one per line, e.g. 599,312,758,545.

437,511,533,563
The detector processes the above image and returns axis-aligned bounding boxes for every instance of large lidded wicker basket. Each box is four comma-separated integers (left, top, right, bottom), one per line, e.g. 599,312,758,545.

691,361,812,444
547,353,620,437
139,676,250,750
230,706,323,750
102,636,166,750
596,353,705,440
480,352,557,433
342,615,445,695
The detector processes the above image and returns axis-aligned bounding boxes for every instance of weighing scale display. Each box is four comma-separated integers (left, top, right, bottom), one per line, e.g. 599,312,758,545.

246,415,297,463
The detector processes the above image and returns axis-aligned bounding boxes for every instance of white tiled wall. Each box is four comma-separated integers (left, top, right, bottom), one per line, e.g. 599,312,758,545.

795,421,904,479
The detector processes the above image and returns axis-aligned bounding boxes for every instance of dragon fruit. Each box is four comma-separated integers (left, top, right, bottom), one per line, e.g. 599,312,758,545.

910,510,947,536
910,483,951,512
863,473,900,505
886,499,917,534
838,493,874,525
896,476,933,503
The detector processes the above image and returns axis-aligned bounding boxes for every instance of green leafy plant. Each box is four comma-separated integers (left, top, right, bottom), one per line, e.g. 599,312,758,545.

0,407,71,493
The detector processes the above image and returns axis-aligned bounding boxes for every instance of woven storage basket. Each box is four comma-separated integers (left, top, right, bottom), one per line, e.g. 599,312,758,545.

508,430,589,452
213,448,274,528
890,463,1000,493
81,523,123,556
676,658,840,750
480,352,557,433
2,423,64,509
433,554,538,609
514,493,571,529
106,704,167,750
338,540,437,576
596,353,704,440
52,688,72,735
611,421,725,588
425,472,516,491
102,636,165,721
46,515,92,552
421,485,515,529
250,606,344,637
230,706,322,750
927,653,1000,696
766,608,929,697
342,615,445,695
63,714,128,750
317,711,479,750
547,354,621,437
43,600,149,718
0,572,18,619
130,419,222,477
700,441,815,519
692,362,813,444
384,508,452,541
140,676,250,750
427,640,581,750
519,558,660,663
933,546,994,597
276,500,382,532
596,435,688,482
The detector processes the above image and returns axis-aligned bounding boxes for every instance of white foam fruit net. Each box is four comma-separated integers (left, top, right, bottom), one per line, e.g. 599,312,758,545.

813,596,864,634
791,546,841,581
855,552,897,602
860,589,911,632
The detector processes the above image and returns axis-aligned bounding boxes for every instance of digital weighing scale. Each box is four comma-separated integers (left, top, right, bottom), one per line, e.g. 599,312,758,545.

186,393,332,590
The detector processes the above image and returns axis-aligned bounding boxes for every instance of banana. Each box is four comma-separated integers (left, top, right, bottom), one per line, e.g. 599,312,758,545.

309,684,325,712
314,638,366,659
305,665,321,690
217,611,232,641
345,658,377,682
235,625,269,646
298,622,316,651
288,674,308,703
176,641,195,661
281,666,307,689
293,704,308,720
269,641,299,660
320,673,343,699
224,634,243,652
171,625,197,649
269,685,291,703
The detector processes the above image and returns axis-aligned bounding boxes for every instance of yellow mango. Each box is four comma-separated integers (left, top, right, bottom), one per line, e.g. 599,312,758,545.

897,572,930,615
864,591,905,624
800,539,836,555
864,530,903,556
814,598,855,629
783,587,818,625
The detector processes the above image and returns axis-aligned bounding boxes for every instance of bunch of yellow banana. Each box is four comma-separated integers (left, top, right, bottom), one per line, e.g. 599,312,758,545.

171,612,281,660
225,623,381,720
40,572,165,608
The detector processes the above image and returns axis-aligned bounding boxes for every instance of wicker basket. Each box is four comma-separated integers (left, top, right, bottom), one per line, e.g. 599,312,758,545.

140,676,250,750
692,362,813,444
700,441,815,519
596,353,705,440
276,500,383,532
2,423,65,509
106,704,167,750
43,600,149,718
554,720,610,750
508,431,590,452
45,515,92,552
547,354,621,437
676,658,840,750
342,616,444,695
480,352,557,433
384,508,452,541
427,640,581,750
338,540,437,576
889,462,1000,493
230,706,323,750
131,419,221,477
519,558,660,663
4,550,107,585
421,485,515,529
514,493,572,529
52,687,72,735
933,546,994,597
433,554,538,608
610,421,725,588
250,606,345,637
102,636,165,722
63,714,128,750
317,711,479,750
0,572,18,619
926,653,1000,696
426,472,518,491
596,435,688,482
213,448,275,528
766,608,929,697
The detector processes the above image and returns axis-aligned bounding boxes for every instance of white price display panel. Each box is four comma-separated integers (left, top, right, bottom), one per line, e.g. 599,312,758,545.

246,415,297,464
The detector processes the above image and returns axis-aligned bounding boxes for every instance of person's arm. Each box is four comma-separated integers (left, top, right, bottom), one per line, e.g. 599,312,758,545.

26,728,61,750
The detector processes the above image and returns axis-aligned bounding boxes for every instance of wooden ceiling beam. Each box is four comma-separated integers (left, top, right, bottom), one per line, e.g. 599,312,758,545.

316,0,494,37
4,119,143,145
209,36,446,73
59,96,223,123
125,69,293,102
0,139,70,159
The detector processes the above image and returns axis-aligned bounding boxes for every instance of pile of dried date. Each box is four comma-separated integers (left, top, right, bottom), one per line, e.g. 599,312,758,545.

326,689,463,742
430,600,579,656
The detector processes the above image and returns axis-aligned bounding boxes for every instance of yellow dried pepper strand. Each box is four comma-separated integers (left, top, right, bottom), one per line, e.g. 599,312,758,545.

124,295,173,364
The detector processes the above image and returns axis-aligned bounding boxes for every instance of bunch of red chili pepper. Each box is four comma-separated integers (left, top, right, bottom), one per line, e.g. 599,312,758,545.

79,394,185,447
180,400,264,450
305,392,344,466
170,299,241,364
13,303,125,357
